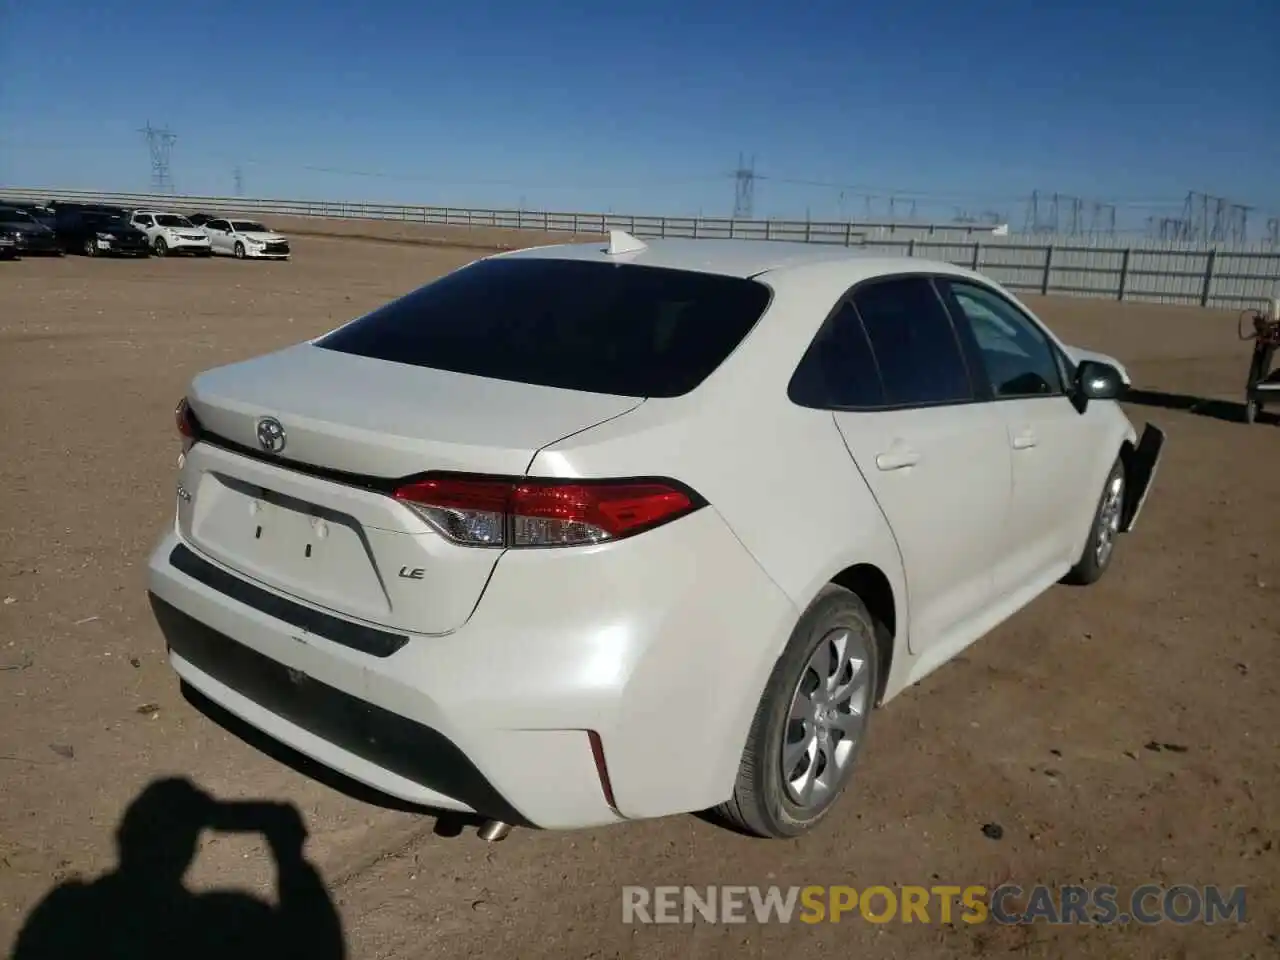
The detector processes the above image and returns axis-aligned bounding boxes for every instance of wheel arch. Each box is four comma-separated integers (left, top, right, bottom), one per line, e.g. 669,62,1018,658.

827,562,899,706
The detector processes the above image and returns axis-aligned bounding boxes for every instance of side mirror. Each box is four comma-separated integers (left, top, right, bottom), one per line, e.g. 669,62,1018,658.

1071,360,1124,412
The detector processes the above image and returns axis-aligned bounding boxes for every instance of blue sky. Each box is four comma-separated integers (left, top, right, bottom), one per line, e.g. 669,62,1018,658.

1,0,1277,232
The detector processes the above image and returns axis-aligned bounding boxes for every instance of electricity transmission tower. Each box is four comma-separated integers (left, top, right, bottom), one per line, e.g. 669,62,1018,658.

733,153,756,219
139,122,177,193
233,165,244,197
1181,191,1250,243
1088,202,1116,237
1024,191,1112,236
1023,192,1082,235
1147,216,1190,241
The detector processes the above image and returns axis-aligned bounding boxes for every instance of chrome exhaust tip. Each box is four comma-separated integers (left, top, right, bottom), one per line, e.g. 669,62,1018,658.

478,820,513,842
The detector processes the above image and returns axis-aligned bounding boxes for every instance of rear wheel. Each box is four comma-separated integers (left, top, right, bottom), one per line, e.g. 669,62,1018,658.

1063,457,1125,586
717,584,879,839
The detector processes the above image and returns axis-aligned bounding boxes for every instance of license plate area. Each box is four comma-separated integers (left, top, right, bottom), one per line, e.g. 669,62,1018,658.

191,472,392,619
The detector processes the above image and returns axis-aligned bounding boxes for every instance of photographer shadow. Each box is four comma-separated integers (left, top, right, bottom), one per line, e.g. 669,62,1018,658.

11,777,346,960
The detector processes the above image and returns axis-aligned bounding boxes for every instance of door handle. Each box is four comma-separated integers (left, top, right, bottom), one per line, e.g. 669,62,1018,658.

875,443,921,472
1012,428,1038,450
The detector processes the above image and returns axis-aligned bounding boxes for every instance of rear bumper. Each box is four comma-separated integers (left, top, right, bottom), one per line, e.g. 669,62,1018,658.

147,508,797,829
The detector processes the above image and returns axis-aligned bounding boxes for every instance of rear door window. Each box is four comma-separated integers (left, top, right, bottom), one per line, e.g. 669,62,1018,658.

851,277,976,407
316,257,773,398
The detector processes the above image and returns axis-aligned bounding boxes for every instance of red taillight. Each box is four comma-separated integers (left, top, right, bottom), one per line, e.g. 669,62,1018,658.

392,475,702,548
175,397,199,449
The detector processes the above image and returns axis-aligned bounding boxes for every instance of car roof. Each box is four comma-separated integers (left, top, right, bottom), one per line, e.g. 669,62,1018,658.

494,235,979,285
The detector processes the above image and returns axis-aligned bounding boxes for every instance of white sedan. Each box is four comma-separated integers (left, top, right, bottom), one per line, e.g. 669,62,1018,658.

147,233,1163,840
130,211,213,256
201,217,291,259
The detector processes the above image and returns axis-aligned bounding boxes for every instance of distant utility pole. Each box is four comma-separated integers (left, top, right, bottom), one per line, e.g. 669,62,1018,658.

233,165,244,197
139,121,177,193
733,153,756,219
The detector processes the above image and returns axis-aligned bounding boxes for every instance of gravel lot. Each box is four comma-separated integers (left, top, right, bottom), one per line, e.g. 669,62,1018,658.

1,224,1277,959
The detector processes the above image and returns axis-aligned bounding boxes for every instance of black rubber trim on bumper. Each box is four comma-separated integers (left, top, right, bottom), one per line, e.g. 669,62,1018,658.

168,543,409,658
150,595,527,826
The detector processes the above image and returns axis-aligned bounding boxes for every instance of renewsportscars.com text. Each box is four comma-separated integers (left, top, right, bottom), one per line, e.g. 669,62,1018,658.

621,884,1247,926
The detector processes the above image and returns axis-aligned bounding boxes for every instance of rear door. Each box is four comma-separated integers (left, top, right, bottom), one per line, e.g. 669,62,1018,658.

818,276,1012,657
935,278,1099,596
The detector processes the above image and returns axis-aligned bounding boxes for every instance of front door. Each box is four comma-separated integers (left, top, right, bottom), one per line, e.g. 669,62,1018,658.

936,278,1099,597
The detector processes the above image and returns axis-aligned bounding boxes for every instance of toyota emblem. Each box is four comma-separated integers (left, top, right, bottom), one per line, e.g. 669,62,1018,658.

256,416,287,454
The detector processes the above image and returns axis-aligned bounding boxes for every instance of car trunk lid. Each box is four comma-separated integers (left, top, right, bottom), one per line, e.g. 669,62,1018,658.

178,344,642,634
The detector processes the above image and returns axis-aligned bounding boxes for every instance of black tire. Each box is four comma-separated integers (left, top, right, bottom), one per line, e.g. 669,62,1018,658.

82,238,97,257
717,584,880,839
153,237,168,257
233,241,246,260
1063,456,1125,586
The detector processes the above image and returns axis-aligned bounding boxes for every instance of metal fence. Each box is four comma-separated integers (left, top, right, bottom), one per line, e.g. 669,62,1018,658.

4,187,1278,309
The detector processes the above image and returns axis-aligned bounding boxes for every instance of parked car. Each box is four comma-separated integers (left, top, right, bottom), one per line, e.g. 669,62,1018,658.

52,206,150,257
187,213,214,227
0,205,64,256
201,218,290,259
0,234,15,260
12,202,57,230
130,210,213,257
147,235,1164,840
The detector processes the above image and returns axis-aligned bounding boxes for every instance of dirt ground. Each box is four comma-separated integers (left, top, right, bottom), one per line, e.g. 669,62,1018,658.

0,225,1277,959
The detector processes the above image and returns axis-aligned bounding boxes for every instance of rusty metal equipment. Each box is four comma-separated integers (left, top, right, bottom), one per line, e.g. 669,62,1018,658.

1240,286,1280,424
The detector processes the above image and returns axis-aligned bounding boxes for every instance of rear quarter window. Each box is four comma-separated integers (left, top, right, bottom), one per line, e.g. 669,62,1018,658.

315,257,773,398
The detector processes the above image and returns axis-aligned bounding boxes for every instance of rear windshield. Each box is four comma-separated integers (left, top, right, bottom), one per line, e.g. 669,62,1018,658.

315,257,772,397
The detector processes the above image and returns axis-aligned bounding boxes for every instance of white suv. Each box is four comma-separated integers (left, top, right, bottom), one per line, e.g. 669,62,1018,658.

130,211,213,257
147,235,1164,840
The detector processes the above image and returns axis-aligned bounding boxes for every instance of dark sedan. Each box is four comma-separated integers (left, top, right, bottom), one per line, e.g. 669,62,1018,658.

0,205,64,256
53,208,151,257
